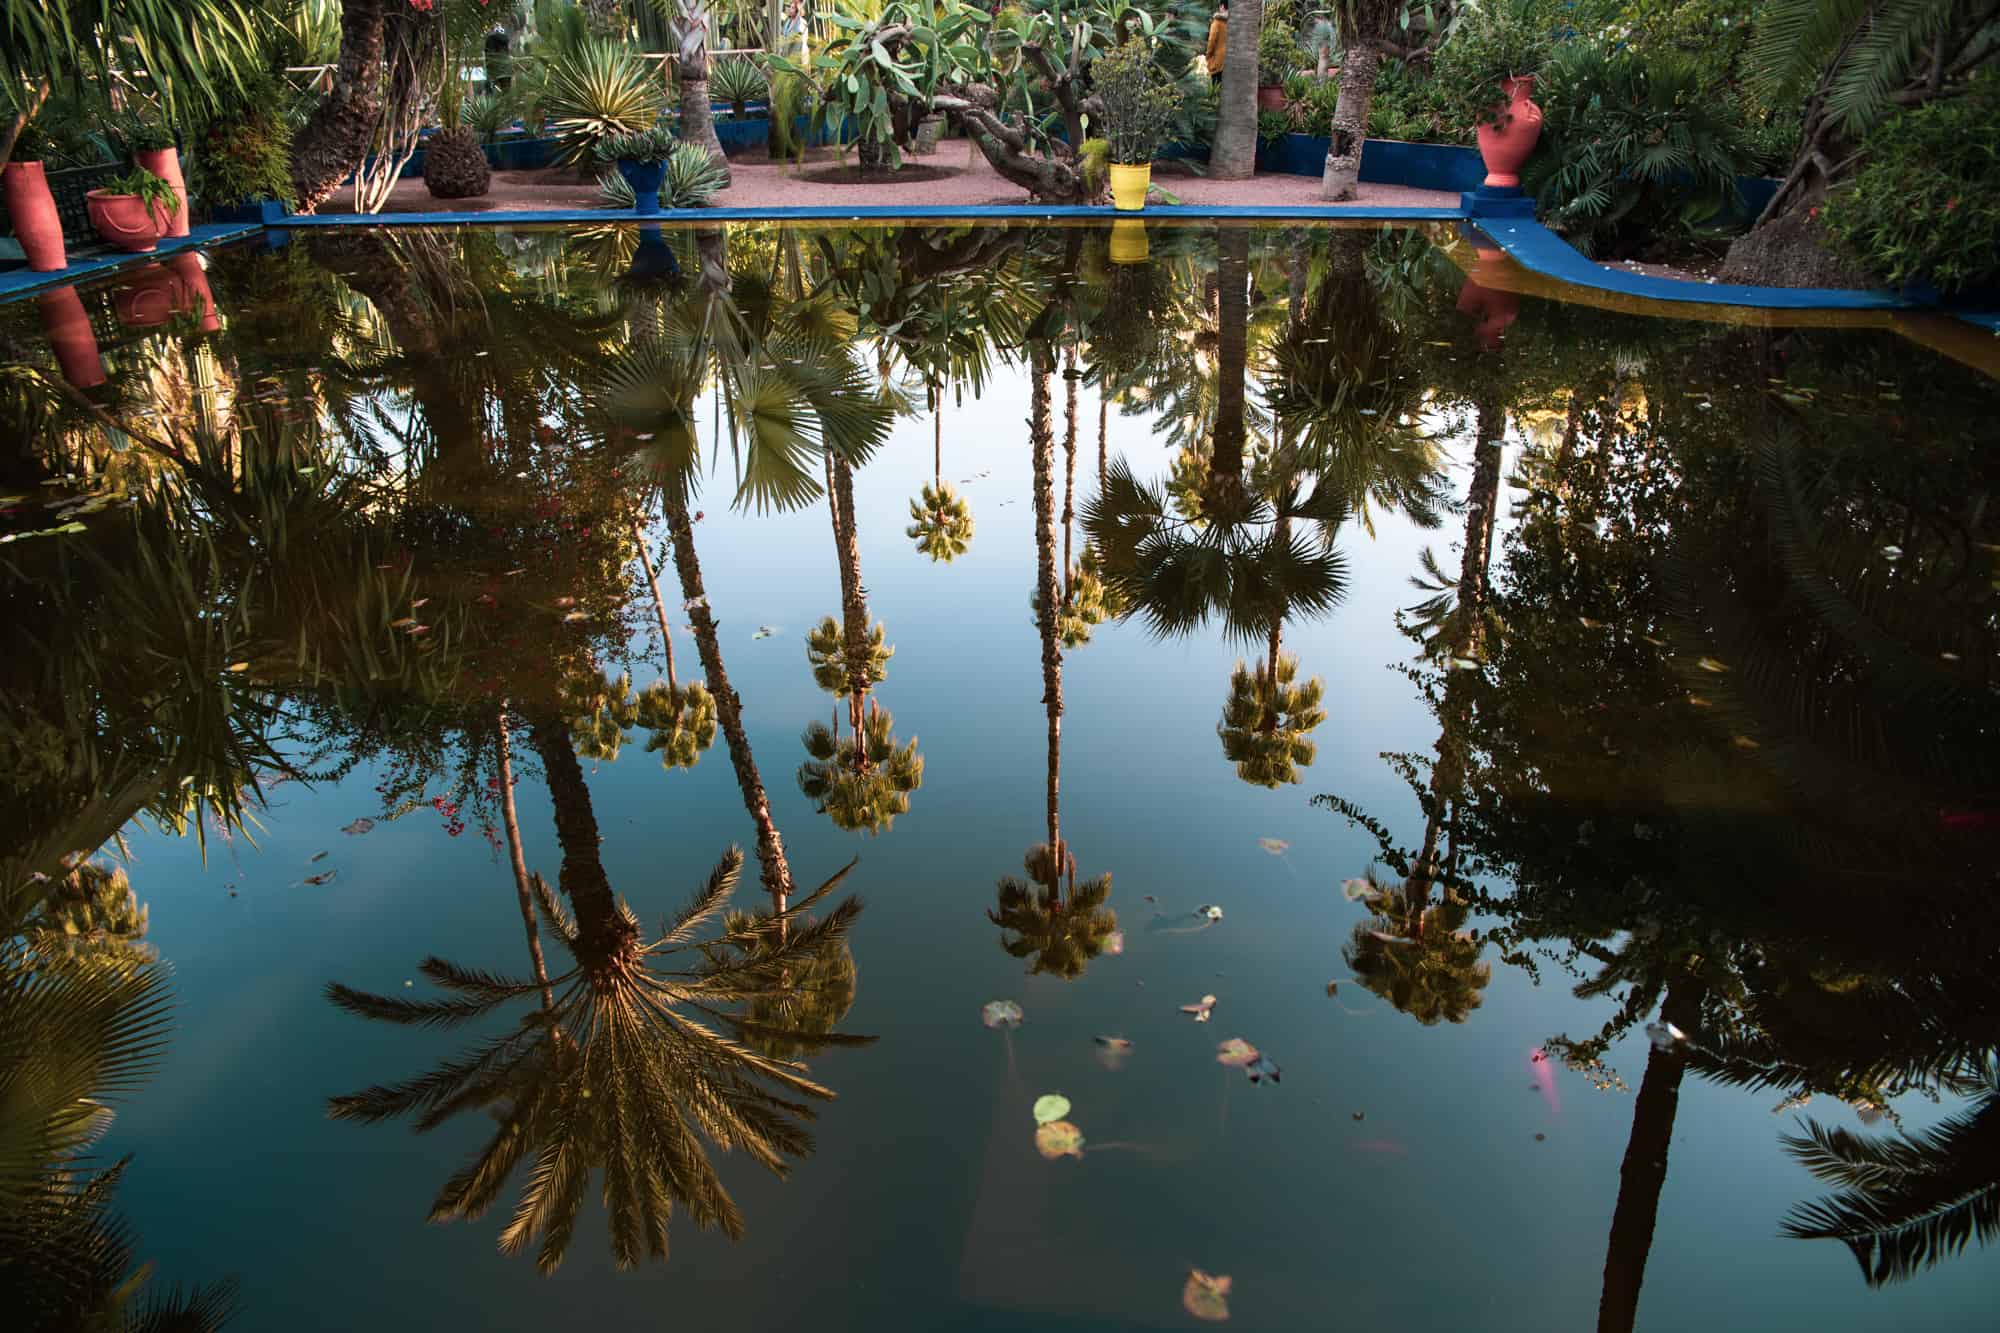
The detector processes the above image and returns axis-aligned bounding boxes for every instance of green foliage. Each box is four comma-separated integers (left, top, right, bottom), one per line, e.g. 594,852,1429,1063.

186,68,296,208
544,37,664,167
805,615,892,695
768,68,817,156
98,166,178,214
797,706,923,834
1364,55,1471,143
1747,0,1995,138
989,854,1118,979
634,680,717,769
595,125,678,164
465,91,515,144
661,140,730,206
1820,73,2000,295
1218,652,1326,787
1434,0,1551,130
710,55,770,117
1524,43,1754,257
1257,108,1292,150
1096,38,1183,166
772,0,986,169
907,482,975,562
1,0,265,132
1258,17,1306,86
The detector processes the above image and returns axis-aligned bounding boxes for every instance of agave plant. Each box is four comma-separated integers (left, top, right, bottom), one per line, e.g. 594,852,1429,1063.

544,38,664,167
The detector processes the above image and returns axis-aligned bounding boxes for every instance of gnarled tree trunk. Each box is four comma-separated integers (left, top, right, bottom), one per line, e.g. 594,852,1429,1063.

1321,44,1380,200
1210,0,1263,180
292,0,388,213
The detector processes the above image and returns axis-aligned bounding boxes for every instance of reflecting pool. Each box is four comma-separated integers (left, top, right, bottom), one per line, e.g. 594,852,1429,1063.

3,221,1998,1332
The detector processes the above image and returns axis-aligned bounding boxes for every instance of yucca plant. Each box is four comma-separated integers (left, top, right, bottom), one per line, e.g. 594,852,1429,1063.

465,92,516,145
710,56,769,120
544,37,664,167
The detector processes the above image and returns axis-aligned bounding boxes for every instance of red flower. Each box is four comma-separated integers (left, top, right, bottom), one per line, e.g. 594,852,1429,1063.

1808,206,1819,220
1946,197,1960,212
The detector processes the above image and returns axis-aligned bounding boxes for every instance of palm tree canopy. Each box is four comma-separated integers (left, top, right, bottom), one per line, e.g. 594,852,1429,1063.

805,615,892,697
634,680,717,770
324,849,871,1274
1218,653,1327,788
988,847,1118,980
796,706,923,835
907,483,975,563
1343,880,1493,1026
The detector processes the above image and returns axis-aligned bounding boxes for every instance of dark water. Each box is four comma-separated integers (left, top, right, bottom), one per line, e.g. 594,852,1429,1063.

4,221,1998,1332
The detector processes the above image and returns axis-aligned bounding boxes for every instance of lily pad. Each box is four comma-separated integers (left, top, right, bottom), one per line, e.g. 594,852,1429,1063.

341,817,375,836
981,999,1024,1029
1215,1037,1258,1068
1182,1269,1233,1322
1245,1054,1282,1085
1034,1119,1085,1160
1032,1093,1072,1124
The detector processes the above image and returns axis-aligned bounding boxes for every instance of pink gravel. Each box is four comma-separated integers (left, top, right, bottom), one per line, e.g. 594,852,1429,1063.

328,145,1457,216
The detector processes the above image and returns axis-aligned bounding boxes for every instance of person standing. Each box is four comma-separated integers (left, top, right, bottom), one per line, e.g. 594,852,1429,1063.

782,0,809,64
1205,2,1229,78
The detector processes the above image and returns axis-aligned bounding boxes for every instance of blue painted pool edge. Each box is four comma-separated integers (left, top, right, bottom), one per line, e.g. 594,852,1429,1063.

0,223,261,304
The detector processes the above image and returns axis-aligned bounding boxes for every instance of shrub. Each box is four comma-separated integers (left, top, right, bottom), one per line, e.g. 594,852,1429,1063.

1524,43,1753,257
1820,73,2000,296
1363,58,1468,144
1258,21,1306,87
187,73,296,210
1258,108,1292,150
594,126,678,165
596,142,728,208
1434,0,1550,131
466,92,515,144
1096,38,1182,166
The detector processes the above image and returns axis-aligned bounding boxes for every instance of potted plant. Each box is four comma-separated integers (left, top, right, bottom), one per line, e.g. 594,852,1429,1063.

1,123,67,271
86,168,179,253
188,71,297,222
711,57,768,121
595,127,677,216
1258,21,1305,112
1095,38,1181,212
123,116,189,237
1438,0,1549,189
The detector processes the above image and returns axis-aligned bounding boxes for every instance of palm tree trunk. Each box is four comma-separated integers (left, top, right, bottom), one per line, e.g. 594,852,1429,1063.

831,454,871,748
1459,401,1505,653
677,7,733,186
1320,44,1380,201
1209,225,1251,515
1098,385,1108,492
527,715,634,960
1209,0,1263,180
497,708,556,1011
661,493,796,912
1062,346,1078,604
1598,978,1703,1333
933,386,943,490
1030,342,1064,872
633,519,678,693
292,0,390,213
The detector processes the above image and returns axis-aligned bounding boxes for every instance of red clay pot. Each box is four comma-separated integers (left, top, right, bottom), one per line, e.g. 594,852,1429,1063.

37,286,106,388
1455,247,1520,351
135,146,190,237
1257,85,1288,113
167,252,221,331
1475,75,1543,188
86,189,170,253
115,265,179,328
3,161,69,271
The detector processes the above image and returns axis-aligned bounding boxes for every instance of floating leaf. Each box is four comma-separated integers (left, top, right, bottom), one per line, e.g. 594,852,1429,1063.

310,851,329,863
302,871,336,887
1034,1120,1085,1160
1093,1037,1134,1071
1245,1054,1281,1085
1215,1037,1258,1068
981,999,1024,1029
1180,994,1217,1021
1197,904,1223,922
1032,1093,1072,1124
1257,837,1289,855
341,818,375,836
1182,1269,1232,1322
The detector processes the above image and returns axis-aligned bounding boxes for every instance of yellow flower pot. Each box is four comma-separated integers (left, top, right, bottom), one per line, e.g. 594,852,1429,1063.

1109,163,1151,212
1107,218,1150,265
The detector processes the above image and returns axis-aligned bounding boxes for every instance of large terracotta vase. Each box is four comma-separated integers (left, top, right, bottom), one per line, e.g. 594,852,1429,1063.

1455,246,1519,351
3,161,68,271
37,286,106,388
135,146,190,237
167,252,221,331
86,190,170,252
115,266,179,328
1475,75,1543,189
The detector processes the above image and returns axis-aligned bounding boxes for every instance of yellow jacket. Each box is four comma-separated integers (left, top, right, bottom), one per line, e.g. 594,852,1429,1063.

1205,16,1227,77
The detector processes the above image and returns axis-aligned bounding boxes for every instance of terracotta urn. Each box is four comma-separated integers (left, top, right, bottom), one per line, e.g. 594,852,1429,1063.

37,286,106,388
3,161,68,271
86,189,171,253
115,265,179,328
135,146,191,237
1455,246,1520,351
167,252,221,331
1475,75,1543,189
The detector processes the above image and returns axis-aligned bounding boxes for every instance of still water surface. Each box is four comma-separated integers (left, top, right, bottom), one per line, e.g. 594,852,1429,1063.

4,221,1997,1331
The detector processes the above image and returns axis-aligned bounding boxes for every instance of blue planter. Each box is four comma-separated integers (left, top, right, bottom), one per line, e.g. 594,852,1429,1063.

714,117,770,153
212,199,289,224
628,226,680,280
618,158,668,216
